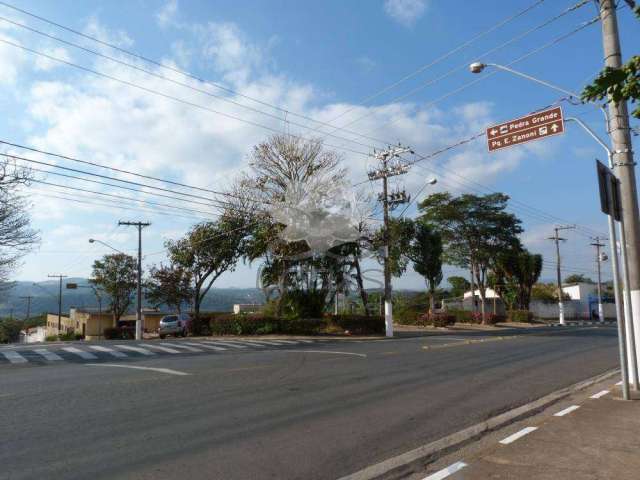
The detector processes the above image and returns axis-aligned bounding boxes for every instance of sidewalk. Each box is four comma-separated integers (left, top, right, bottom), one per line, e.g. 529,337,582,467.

421,379,640,480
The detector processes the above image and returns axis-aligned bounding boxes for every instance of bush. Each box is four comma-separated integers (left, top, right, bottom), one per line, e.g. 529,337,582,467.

45,335,59,342
103,327,134,340
58,331,78,341
330,315,385,335
448,309,473,324
418,312,455,327
280,289,326,319
508,310,534,323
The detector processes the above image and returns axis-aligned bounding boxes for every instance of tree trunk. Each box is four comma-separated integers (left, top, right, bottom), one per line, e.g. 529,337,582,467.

469,265,476,313
353,254,370,316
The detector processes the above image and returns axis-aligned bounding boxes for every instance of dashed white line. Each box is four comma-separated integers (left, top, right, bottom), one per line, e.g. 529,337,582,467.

554,405,580,417
62,347,97,360
86,364,190,376
33,349,62,361
89,345,128,358
590,390,610,399
422,461,468,480
114,345,155,356
141,344,180,354
499,426,538,445
2,350,27,364
159,343,203,352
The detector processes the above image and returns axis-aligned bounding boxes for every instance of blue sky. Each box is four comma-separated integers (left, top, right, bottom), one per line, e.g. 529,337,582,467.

1,0,638,289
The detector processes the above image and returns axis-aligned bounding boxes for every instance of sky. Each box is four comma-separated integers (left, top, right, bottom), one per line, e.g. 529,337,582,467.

0,0,638,290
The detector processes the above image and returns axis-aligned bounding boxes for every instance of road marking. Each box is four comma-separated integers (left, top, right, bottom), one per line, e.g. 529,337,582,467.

202,341,247,349
235,340,267,347
262,339,297,344
140,344,180,354
280,349,367,358
114,345,155,356
554,405,580,417
184,342,226,351
2,350,28,364
590,390,610,399
241,340,283,346
85,364,190,376
33,349,63,361
159,343,203,352
89,345,127,358
499,426,538,445
62,347,98,360
422,461,467,480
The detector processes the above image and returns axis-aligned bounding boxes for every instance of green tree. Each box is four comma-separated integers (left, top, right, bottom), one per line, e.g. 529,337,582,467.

145,263,193,313
91,253,137,323
408,221,443,312
582,4,640,118
419,192,522,323
564,274,594,284
447,276,470,298
532,283,570,302
167,215,248,331
371,217,415,277
494,248,543,310
0,318,23,343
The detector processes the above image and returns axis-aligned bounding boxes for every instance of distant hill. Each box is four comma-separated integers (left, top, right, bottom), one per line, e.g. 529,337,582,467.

0,279,266,317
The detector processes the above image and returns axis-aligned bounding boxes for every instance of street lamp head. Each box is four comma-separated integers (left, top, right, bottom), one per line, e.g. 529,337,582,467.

469,62,486,74
88,238,95,243
426,177,437,185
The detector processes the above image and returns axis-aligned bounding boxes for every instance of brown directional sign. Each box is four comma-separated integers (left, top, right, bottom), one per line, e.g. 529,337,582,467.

487,106,564,152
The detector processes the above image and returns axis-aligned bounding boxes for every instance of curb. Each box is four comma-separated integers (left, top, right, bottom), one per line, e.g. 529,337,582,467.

337,369,619,480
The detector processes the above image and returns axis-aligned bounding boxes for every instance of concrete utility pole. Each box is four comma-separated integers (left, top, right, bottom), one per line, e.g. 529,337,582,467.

118,221,150,340
368,145,413,337
548,226,575,325
591,237,607,323
19,295,32,321
599,0,640,368
47,274,67,333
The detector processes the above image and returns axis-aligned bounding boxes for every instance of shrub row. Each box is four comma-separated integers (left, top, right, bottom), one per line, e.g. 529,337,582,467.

508,309,534,323
103,326,135,340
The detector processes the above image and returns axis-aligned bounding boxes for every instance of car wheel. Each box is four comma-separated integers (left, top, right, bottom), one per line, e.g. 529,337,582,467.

159,334,166,339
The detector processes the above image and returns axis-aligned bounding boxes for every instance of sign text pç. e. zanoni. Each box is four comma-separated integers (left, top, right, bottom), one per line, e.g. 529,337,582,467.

486,106,564,153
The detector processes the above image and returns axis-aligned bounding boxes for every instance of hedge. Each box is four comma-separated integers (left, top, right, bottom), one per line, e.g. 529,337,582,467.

508,310,534,323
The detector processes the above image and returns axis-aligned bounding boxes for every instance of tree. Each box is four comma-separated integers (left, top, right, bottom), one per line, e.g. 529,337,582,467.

494,248,543,310
145,263,193,313
371,217,415,277
419,192,522,323
91,253,137,323
167,215,248,331
0,318,22,343
564,274,594,284
447,276,470,298
581,4,640,118
408,221,443,312
532,283,570,302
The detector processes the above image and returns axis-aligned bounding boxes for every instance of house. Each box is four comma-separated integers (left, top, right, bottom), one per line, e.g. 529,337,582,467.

19,326,47,343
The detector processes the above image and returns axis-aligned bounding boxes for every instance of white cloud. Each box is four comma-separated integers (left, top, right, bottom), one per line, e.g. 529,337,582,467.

34,46,71,72
384,0,428,27
356,56,376,72
156,0,179,28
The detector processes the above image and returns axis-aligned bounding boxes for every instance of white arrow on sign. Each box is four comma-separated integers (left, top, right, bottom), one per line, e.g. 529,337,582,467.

551,123,559,132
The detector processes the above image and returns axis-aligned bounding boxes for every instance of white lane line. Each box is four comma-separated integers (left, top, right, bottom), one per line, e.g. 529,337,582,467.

202,341,247,349
33,349,63,361
422,461,468,480
554,405,580,417
85,364,189,376
159,343,203,352
2,350,28,364
140,344,180,354
280,349,367,358
590,390,610,399
114,345,155,356
184,342,226,351
89,345,128,358
499,426,538,445
62,347,97,360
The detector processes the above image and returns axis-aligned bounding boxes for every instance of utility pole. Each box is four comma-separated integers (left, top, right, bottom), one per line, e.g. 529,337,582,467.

548,226,575,325
599,0,640,373
118,221,150,340
590,237,607,323
19,295,33,321
47,274,67,333
368,144,413,337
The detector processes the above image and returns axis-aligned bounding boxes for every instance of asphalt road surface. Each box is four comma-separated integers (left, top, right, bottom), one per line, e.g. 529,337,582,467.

0,326,618,480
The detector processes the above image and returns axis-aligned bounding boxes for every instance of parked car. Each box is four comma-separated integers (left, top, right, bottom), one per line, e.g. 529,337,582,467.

158,313,191,338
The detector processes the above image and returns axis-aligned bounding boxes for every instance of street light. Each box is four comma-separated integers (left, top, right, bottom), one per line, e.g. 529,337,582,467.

469,62,639,397
88,238,125,255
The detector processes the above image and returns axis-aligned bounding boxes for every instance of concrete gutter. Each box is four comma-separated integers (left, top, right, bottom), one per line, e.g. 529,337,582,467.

337,369,620,480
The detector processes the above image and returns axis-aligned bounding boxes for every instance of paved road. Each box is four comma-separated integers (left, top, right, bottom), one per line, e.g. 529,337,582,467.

0,327,618,480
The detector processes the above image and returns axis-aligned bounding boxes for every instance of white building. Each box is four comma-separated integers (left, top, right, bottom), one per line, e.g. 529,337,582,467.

19,326,47,344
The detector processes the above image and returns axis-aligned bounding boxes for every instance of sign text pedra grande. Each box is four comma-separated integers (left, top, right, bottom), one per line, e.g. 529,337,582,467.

486,106,564,152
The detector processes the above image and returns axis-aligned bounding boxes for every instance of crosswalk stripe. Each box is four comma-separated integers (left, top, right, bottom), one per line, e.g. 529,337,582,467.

2,350,28,363
33,349,63,361
89,345,128,358
160,343,203,352
114,345,155,356
262,339,298,344
184,342,226,351
202,341,247,349
233,340,267,347
62,347,98,360
141,344,180,354
241,340,283,346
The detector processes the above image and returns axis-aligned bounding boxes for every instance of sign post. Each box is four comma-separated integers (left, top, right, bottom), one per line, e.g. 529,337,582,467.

486,106,564,153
